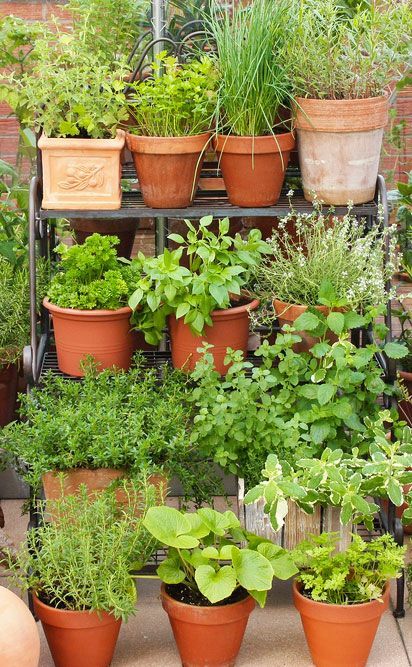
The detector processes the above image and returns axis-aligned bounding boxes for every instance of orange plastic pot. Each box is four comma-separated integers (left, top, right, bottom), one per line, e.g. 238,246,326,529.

169,298,259,374
0,363,18,427
161,584,255,667
33,595,121,667
126,133,211,208
293,581,389,667
274,300,341,353
44,298,134,377
213,133,295,207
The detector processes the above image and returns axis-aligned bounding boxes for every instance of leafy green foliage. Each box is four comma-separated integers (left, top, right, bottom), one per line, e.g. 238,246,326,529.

0,356,217,503
0,159,29,269
143,505,297,606
7,483,157,620
244,419,412,532
393,173,412,278
208,0,293,136
286,0,411,99
253,204,395,310
293,532,405,605
0,259,31,366
189,312,407,487
127,53,217,137
392,292,412,373
47,234,136,310
129,217,270,343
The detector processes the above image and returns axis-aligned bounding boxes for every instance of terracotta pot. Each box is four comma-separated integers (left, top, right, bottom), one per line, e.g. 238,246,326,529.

33,594,121,667
38,130,125,210
293,580,389,667
0,363,18,426
274,300,340,353
126,133,211,208
213,133,295,207
42,468,168,507
69,217,138,259
161,584,255,667
169,298,259,375
0,586,40,667
43,298,134,377
295,96,389,205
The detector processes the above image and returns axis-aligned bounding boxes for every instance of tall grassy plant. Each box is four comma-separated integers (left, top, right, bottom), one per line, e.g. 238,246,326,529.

208,0,293,136
287,0,411,100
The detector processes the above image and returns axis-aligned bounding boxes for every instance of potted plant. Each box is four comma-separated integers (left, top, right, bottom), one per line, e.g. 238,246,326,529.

209,0,295,207
0,356,218,506
129,216,270,373
126,53,217,208
142,505,298,667
6,483,157,667
288,0,411,204
252,203,395,350
43,233,139,376
12,28,129,210
392,294,412,397
291,532,405,667
393,173,412,280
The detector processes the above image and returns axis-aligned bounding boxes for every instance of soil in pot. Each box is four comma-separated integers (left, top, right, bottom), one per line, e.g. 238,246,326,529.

69,218,138,259
161,583,255,667
293,580,389,667
44,298,134,377
0,363,18,427
213,132,295,207
169,298,259,375
295,96,388,205
126,133,211,208
274,300,340,353
33,594,121,667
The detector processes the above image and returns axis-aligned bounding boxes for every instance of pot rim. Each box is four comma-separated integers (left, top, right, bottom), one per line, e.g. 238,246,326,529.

38,129,125,149
160,583,254,612
293,579,389,610
126,131,211,155
295,94,389,105
214,131,295,155
43,297,132,318
211,297,260,318
32,593,117,620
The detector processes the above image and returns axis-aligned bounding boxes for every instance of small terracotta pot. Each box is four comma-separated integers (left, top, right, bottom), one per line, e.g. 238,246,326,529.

0,363,18,427
274,300,340,353
293,580,389,667
43,298,134,377
38,130,125,211
33,594,121,667
295,96,388,205
213,132,295,207
126,132,211,208
169,298,259,375
161,584,255,667
0,586,40,667
69,217,138,259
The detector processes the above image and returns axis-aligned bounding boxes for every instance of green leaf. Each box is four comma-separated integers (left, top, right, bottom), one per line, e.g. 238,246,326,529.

129,288,143,310
326,311,345,335
311,342,331,358
387,478,403,506
232,548,274,591
294,311,321,331
318,280,337,307
176,302,191,319
310,422,331,444
186,513,210,539
351,495,372,515
244,484,264,505
317,383,336,406
257,543,298,580
209,283,228,306
249,589,267,608
143,506,199,548
198,508,229,536
157,557,186,584
195,565,237,604
168,233,185,244
383,342,409,359
344,311,366,330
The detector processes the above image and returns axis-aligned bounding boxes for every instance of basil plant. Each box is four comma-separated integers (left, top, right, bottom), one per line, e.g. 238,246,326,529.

143,506,298,607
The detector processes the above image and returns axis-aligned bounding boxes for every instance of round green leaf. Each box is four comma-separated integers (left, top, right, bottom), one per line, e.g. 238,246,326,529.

232,548,274,592
195,565,237,603
143,506,199,548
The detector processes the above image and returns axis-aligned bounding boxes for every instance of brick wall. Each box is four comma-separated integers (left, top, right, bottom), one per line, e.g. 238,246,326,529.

1,1,411,186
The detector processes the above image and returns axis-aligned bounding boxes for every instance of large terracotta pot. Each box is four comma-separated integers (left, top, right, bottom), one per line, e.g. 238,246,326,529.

126,132,211,208
33,594,121,667
293,580,389,667
169,298,259,374
0,363,18,427
44,298,134,377
0,586,40,667
213,132,295,207
295,96,388,205
161,584,255,667
38,130,125,211
274,300,339,353
69,217,138,259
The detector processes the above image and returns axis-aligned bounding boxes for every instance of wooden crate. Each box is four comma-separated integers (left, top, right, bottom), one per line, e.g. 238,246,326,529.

238,480,352,551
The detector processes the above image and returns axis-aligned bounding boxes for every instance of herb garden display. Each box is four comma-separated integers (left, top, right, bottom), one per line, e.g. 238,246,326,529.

0,1,411,666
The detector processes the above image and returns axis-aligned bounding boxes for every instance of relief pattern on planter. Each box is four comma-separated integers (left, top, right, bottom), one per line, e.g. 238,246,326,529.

59,164,105,191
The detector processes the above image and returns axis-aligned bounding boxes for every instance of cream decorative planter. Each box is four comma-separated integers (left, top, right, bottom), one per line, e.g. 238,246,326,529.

38,130,125,210
295,96,388,205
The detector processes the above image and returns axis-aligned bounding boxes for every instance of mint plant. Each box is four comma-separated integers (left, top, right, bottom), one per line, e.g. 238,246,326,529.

244,416,412,532
129,217,270,344
292,532,405,605
127,53,218,137
143,505,298,607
